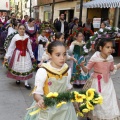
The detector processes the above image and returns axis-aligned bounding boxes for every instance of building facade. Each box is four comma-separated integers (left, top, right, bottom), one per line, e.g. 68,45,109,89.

32,0,88,24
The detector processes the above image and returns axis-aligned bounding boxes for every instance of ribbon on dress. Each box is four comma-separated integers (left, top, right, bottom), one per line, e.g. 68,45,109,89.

97,75,102,93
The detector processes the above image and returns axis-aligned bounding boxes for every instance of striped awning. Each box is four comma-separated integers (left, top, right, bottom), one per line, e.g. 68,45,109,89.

83,0,120,8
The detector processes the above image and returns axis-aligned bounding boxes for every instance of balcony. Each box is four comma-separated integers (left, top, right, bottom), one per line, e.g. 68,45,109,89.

39,0,75,5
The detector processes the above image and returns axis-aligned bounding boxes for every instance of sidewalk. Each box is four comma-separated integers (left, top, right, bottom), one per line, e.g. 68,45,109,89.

0,55,120,120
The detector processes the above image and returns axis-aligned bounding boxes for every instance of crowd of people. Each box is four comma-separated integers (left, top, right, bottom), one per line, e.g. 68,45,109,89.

0,12,120,120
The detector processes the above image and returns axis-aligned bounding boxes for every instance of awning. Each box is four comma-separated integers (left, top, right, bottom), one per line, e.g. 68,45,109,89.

83,0,120,8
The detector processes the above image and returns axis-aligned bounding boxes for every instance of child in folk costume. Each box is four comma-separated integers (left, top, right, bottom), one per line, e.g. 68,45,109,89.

37,32,77,67
68,32,90,87
35,29,48,64
81,38,120,120
25,18,37,52
4,24,35,90
24,41,78,120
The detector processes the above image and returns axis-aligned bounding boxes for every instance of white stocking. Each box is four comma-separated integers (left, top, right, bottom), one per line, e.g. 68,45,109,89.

24,80,28,86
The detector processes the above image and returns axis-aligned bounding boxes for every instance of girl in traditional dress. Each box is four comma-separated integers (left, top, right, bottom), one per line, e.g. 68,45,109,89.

81,38,120,120
68,32,90,87
24,41,78,120
37,32,77,67
25,18,37,52
4,24,35,90
35,29,48,64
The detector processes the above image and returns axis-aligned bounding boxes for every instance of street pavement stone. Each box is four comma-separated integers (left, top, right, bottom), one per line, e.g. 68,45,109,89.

0,55,120,120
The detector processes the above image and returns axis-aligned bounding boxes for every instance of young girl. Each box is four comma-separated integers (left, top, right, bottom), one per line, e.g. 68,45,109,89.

25,18,37,52
35,29,48,64
68,32,90,87
24,41,78,120
81,38,120,119
4,24,35,90
37,32,76,67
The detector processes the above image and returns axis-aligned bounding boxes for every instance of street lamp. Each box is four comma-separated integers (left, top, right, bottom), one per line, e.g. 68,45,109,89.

30,0,32,17
79,0,83,24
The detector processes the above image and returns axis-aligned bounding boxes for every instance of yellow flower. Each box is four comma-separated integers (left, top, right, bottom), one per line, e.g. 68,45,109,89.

82,108,89,113
56,101,66,108
46,92,58,98
77,111,84,117
86,101,94,110
93,96,103,104
86,88,95,100
74,91,86,103
71,99,75,102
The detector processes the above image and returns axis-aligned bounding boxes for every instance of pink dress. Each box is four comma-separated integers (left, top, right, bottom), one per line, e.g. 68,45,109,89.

86,51,120,120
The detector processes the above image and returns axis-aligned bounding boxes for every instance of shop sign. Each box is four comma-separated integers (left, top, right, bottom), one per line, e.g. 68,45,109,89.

93,18,101,28
44,5,51,12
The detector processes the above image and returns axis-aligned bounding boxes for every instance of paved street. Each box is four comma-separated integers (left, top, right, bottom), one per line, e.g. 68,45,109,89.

0,54,120,120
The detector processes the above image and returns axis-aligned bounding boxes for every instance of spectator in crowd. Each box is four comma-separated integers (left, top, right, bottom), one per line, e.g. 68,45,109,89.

83,18,94,32
21,15,28,25
7,13,16,24
54,13,69,40
104,18,111,27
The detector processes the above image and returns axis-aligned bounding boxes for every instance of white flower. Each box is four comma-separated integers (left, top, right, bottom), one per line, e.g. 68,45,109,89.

94,32,98,34
89,36,93,39
106,27,111,30
91,41,95,44
115,27,119,32
99,28,103,32
83,45,86,49
84,48,89,53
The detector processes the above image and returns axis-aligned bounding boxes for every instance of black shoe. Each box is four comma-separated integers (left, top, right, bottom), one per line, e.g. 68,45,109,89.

25,84,31,90
73,84,84,88
16,80,20,85
87,118,91,120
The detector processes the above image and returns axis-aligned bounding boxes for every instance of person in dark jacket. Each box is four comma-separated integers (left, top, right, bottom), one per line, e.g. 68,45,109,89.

83,18,94,32
54,13,69,40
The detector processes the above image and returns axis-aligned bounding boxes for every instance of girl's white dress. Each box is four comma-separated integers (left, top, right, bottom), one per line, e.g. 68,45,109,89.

86,51,120,120
5,34,34,80
37,35,48,61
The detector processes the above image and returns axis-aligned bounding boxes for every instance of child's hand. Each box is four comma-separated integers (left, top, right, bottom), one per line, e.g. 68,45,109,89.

80,61,85,67
73,58,77,63
70,56,77,63
38,63,42,67
116,63,120,69
32,58,36,62
38,60,43,67
4,58,8,63
37,98,45,109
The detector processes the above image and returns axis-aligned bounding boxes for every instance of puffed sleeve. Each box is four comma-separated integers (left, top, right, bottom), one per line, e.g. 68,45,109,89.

42,51,50,61
33,68,47,95
110,62,117,75
27,38,34,58
38,35,42,42
66,53,71,60
5,36,16,59
67,68,72,90
86,60,95,71
68,43,74,54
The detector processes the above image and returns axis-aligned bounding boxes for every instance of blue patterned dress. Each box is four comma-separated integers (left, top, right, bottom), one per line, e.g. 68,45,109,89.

69,41,90,85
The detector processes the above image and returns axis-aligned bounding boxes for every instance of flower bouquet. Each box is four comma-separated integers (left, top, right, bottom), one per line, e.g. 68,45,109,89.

27,88,103,117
